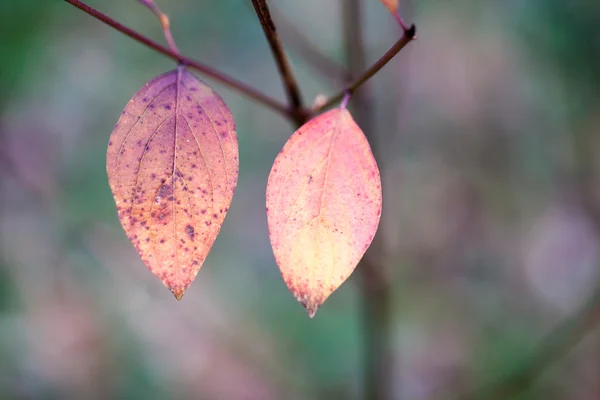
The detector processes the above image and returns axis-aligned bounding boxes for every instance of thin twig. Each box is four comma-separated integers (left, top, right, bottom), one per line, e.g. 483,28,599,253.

137,0,180,55
250,0,305,126
313,24,416,114
63,0,290,117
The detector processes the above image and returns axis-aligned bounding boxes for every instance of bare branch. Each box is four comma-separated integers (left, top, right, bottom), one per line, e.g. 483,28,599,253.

313,25,416,114
250,0,306,126
63,0,290,117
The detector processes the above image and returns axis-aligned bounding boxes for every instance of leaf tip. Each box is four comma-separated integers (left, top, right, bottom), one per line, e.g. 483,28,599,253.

299,296,320,318
171,287,185,301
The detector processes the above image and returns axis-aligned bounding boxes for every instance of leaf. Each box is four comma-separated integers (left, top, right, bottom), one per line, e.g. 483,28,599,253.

379,0,398,15
106,66,238,300
266,108,382,317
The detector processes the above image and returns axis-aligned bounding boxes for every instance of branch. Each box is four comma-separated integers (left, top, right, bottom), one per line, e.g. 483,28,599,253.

63,0,290,117
313,24,416,114
137,0,180,55
250,0,306,126
343,1,394,399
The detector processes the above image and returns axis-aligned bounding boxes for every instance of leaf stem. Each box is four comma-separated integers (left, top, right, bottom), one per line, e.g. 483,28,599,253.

250,0,306,126
394,13,412,33
313,24,416,114
340,90,351,110
63,0,290,117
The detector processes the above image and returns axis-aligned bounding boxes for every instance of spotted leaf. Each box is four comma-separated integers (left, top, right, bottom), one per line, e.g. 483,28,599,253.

107,66,238,300
266,108,382,317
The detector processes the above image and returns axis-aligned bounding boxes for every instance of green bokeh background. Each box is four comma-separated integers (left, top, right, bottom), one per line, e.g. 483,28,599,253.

1,1,600,399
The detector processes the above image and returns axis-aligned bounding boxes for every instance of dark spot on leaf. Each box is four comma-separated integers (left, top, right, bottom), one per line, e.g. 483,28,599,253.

158,184,172,199
185,224,195,240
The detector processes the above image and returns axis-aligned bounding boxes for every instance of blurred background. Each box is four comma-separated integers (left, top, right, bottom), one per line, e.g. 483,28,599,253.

1,0,600,399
